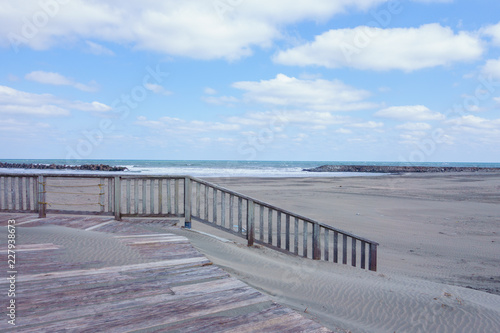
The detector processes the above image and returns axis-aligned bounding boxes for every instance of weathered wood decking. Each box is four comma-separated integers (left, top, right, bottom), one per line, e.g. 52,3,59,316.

0,214,331,332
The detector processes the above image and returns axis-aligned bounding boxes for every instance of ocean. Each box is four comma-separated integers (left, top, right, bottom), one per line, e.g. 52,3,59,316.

1,160,500,178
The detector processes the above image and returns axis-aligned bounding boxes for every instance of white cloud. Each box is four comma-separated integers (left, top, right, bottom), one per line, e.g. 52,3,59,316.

228,110,350,127
202,95,239,107
336,128,352,134
0,104,69,116
446,115,500,144
25,71,98,92
135,116,241,133
274,24,483,71
85,40,114,56
350,121,384,128
482,22,500,47
481,57,500,79
232,74,375,111
375,105,445,121
0,85,111,116
447,115,500,129
0,0,387,60
396,122,432,131
144,83,172,96
204,87,218,95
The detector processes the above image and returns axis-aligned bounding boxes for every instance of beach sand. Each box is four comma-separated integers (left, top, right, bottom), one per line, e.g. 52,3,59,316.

170,172,500,332
3,172,499,332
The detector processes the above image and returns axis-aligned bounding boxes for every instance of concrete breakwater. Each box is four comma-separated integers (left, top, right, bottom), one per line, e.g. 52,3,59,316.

0,162,127,172
303,165,500,173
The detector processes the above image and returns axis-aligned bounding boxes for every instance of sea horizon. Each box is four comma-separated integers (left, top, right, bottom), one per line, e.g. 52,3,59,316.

1,159,499,178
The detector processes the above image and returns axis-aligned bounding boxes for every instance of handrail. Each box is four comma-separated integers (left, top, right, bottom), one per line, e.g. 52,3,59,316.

189,176,378,245
0,173,378,271
187,176,378,271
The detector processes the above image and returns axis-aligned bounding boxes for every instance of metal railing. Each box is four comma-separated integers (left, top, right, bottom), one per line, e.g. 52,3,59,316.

0,173,378,271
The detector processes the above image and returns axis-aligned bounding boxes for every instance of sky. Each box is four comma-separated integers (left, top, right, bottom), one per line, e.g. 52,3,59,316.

1,0,500,163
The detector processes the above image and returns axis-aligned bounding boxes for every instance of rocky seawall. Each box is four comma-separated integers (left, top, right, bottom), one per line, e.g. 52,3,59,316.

0,162,127,172
303,165,500,173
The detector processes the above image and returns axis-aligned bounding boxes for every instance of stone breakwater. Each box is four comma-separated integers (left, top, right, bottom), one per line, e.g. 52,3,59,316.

303,165,500,173
0,162,127,172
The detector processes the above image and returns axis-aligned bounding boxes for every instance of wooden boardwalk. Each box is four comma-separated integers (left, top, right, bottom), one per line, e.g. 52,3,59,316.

0,214,331,332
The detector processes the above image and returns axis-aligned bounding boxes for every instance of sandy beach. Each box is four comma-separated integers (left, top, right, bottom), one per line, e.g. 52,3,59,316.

171,172,500,332
2,172,499,332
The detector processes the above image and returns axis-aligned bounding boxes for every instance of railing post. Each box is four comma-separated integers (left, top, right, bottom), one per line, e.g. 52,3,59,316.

184,177,192,228
114,176,121,221
247,199,254,246
312,223,321,260
369,243,378,271
38,175,46,218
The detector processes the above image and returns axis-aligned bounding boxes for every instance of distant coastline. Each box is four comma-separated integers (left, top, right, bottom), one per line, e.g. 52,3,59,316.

0,162,127,172
303,165,500,173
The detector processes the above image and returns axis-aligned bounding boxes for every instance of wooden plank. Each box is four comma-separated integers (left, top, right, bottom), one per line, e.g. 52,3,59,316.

221,191,226,228
268,208,273,244
108,178,113,213
229,194,234,227
17,256,209,283
142,179,147,214
34,176,38,212
333,231,338,263
14,272,239,328
342,234,348,265
184,177,191,227
213,188,217,223
126,179,131,214
3,177,7,209
99,178,105,213
294,217,299,255
351,238,356,267
369,243,377,271
259,205,264,241
166,179,171,214
276,211,282,248
19,176,23,210
312,223,320,260
303,221,307,258
11,176,16,210
324,228,329,261
26,177,31,211
238,197,243,233
247,199,254,246
361,241,366,269
38,175,46,218
19,289,269,333
158,179,163,215
150,179,155,214
134,179,139,214
174,179,179,215
196,182,200,217
285,214,290,251
204,185,209,220
114,177,121,221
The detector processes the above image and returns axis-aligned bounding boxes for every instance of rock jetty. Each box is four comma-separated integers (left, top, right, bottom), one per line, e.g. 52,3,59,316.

0,162,127,172
303,165,500,173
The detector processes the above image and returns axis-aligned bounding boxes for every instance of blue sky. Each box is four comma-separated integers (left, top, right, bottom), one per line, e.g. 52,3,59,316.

1,0,500,162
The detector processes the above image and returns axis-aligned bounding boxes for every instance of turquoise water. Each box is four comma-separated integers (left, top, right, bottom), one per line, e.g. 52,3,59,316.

1,159,499,177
